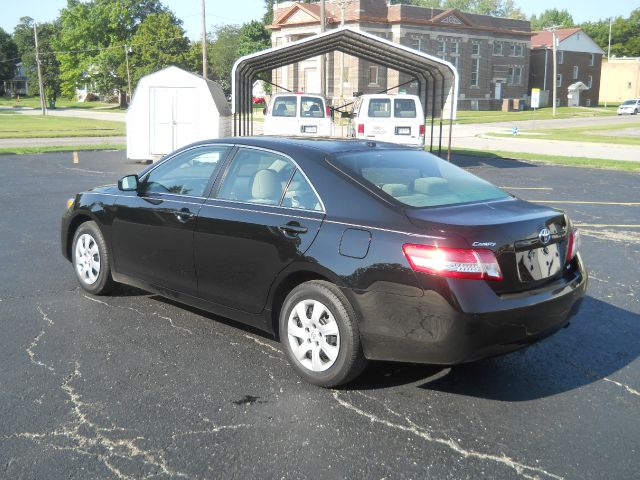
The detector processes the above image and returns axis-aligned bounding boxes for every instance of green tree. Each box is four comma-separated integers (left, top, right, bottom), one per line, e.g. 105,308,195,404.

582,9,640,57
207,24,240,94
128,12,190,89
12,17,61,101
0,28,19,86
238,20,270,57
54,0,175,98
530,8,574,30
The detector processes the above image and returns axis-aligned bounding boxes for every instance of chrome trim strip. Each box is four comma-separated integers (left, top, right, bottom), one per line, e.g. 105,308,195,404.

204,196,324,215
201,201,324,223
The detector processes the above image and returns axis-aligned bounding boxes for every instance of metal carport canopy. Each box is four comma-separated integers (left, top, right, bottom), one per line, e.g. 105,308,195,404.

231,27,458,156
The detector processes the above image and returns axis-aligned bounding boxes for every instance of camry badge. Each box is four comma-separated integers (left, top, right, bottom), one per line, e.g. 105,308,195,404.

472,241,496,247
538,228,551,245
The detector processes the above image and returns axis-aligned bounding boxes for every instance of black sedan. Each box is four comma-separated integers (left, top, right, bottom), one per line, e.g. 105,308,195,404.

61,138,587,387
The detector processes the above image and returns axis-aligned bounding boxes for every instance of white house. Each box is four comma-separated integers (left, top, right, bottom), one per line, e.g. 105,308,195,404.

126,66,232,161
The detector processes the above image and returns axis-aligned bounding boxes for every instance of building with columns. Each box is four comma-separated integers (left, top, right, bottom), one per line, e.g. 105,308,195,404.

269,0,532,110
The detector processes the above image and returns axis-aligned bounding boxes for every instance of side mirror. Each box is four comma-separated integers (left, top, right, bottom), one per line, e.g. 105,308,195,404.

118,174,139,191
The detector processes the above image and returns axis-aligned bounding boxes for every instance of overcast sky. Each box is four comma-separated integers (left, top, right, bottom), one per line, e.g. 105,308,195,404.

1,0,634,41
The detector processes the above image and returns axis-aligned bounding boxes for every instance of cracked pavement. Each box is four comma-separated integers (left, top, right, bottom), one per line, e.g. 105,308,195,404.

1,151,638,479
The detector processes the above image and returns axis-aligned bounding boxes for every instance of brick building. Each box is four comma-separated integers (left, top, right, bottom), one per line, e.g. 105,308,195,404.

269,0,531,110
530,28,604,107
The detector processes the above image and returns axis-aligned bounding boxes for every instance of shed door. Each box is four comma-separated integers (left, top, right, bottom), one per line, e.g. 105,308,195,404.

149,87,197,156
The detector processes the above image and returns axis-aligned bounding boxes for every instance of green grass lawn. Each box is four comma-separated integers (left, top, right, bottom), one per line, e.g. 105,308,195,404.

485,120,640,146
0,144,125,155
451,148,640,172
454,106,617,124
0,95,118,110
0,114,125,138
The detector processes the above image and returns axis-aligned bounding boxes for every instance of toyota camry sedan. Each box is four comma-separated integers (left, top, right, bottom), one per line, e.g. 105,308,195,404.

61,138,587,387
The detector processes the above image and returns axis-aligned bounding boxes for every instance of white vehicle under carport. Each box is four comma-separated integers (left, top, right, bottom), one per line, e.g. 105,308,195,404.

263,93,332,136
351,94,425,147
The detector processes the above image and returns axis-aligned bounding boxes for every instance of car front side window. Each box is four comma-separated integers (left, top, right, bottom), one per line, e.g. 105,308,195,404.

141,146,230,197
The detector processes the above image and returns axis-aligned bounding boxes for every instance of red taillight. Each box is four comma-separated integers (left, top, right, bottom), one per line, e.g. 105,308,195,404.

567,228,580,261
326,105,331,116
419,124,425,136
402,244,502,281
357,123,364,134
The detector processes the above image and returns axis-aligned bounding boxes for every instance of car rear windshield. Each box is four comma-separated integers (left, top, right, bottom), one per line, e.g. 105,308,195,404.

331,149,509,208
271,96,297,117
368,98,391,118
301,96,325,118
394,99,417,118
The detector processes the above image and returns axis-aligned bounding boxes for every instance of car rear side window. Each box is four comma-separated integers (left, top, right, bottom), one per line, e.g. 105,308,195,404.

331,150,509,208
217,148,294,206
271,96,297,117
394,99,417,118
368,98,391,118
282,170,323,211
301,97,325,118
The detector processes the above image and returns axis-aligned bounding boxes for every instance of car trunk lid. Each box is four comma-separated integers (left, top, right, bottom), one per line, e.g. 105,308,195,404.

405,198,570,294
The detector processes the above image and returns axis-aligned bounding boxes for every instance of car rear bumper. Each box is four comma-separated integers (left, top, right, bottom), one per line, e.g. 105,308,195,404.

351,255,587,364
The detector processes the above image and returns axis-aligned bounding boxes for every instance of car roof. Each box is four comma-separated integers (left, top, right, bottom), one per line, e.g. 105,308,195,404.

189,136,414,156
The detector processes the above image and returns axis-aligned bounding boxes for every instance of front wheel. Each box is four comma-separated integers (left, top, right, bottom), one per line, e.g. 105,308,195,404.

72,221,114,295
279,280,367,387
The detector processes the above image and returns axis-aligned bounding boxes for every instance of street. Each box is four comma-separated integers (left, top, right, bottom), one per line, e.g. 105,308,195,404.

0,150,638,479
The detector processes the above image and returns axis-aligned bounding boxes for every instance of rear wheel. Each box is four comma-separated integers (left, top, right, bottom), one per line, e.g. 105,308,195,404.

72,221,114,295
279,280,367,387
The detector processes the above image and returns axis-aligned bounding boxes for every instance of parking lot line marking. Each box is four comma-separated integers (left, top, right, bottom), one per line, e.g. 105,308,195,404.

500,186,553,190
531,200,640,206
575,224,640,228
72,151,79,164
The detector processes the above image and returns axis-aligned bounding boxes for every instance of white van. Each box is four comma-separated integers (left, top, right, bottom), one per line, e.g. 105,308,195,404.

263,93,332,136
350,94,425,147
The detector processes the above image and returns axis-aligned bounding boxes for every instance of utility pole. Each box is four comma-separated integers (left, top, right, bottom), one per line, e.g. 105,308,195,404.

201,0,207,79
604,17,612,108
33,22,46,116
124,45,132,104
320,0,326,96
544,25,561,117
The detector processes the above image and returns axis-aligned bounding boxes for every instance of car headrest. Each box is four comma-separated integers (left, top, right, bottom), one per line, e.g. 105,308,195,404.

252,169,280,202
414,177,449,195
382,183,409,197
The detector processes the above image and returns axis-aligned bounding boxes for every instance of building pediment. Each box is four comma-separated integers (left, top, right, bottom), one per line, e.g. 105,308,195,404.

430,9,473,27
272,4,321,27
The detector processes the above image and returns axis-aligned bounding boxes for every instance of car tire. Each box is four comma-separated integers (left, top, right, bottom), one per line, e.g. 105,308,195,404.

279,280,367,387
71,221,114,295
634,109,638,115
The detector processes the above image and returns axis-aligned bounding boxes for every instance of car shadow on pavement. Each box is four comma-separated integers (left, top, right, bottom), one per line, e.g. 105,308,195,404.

347,296,639,398
451,153,537,169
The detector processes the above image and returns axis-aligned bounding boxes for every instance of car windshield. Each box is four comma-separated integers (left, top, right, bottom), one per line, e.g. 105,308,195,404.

331,149,509,208
622,100,637,106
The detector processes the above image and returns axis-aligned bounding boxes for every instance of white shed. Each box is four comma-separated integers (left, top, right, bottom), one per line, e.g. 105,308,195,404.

126,66,232,161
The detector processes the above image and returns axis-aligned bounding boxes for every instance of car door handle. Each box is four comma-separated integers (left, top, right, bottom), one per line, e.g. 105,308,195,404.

279,223,308,236
174,208,195,223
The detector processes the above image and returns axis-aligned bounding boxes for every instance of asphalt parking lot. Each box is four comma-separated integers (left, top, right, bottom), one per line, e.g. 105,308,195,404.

1,150,638,479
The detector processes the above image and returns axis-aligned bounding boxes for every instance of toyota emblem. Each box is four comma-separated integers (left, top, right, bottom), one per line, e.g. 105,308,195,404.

538,228,551,245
